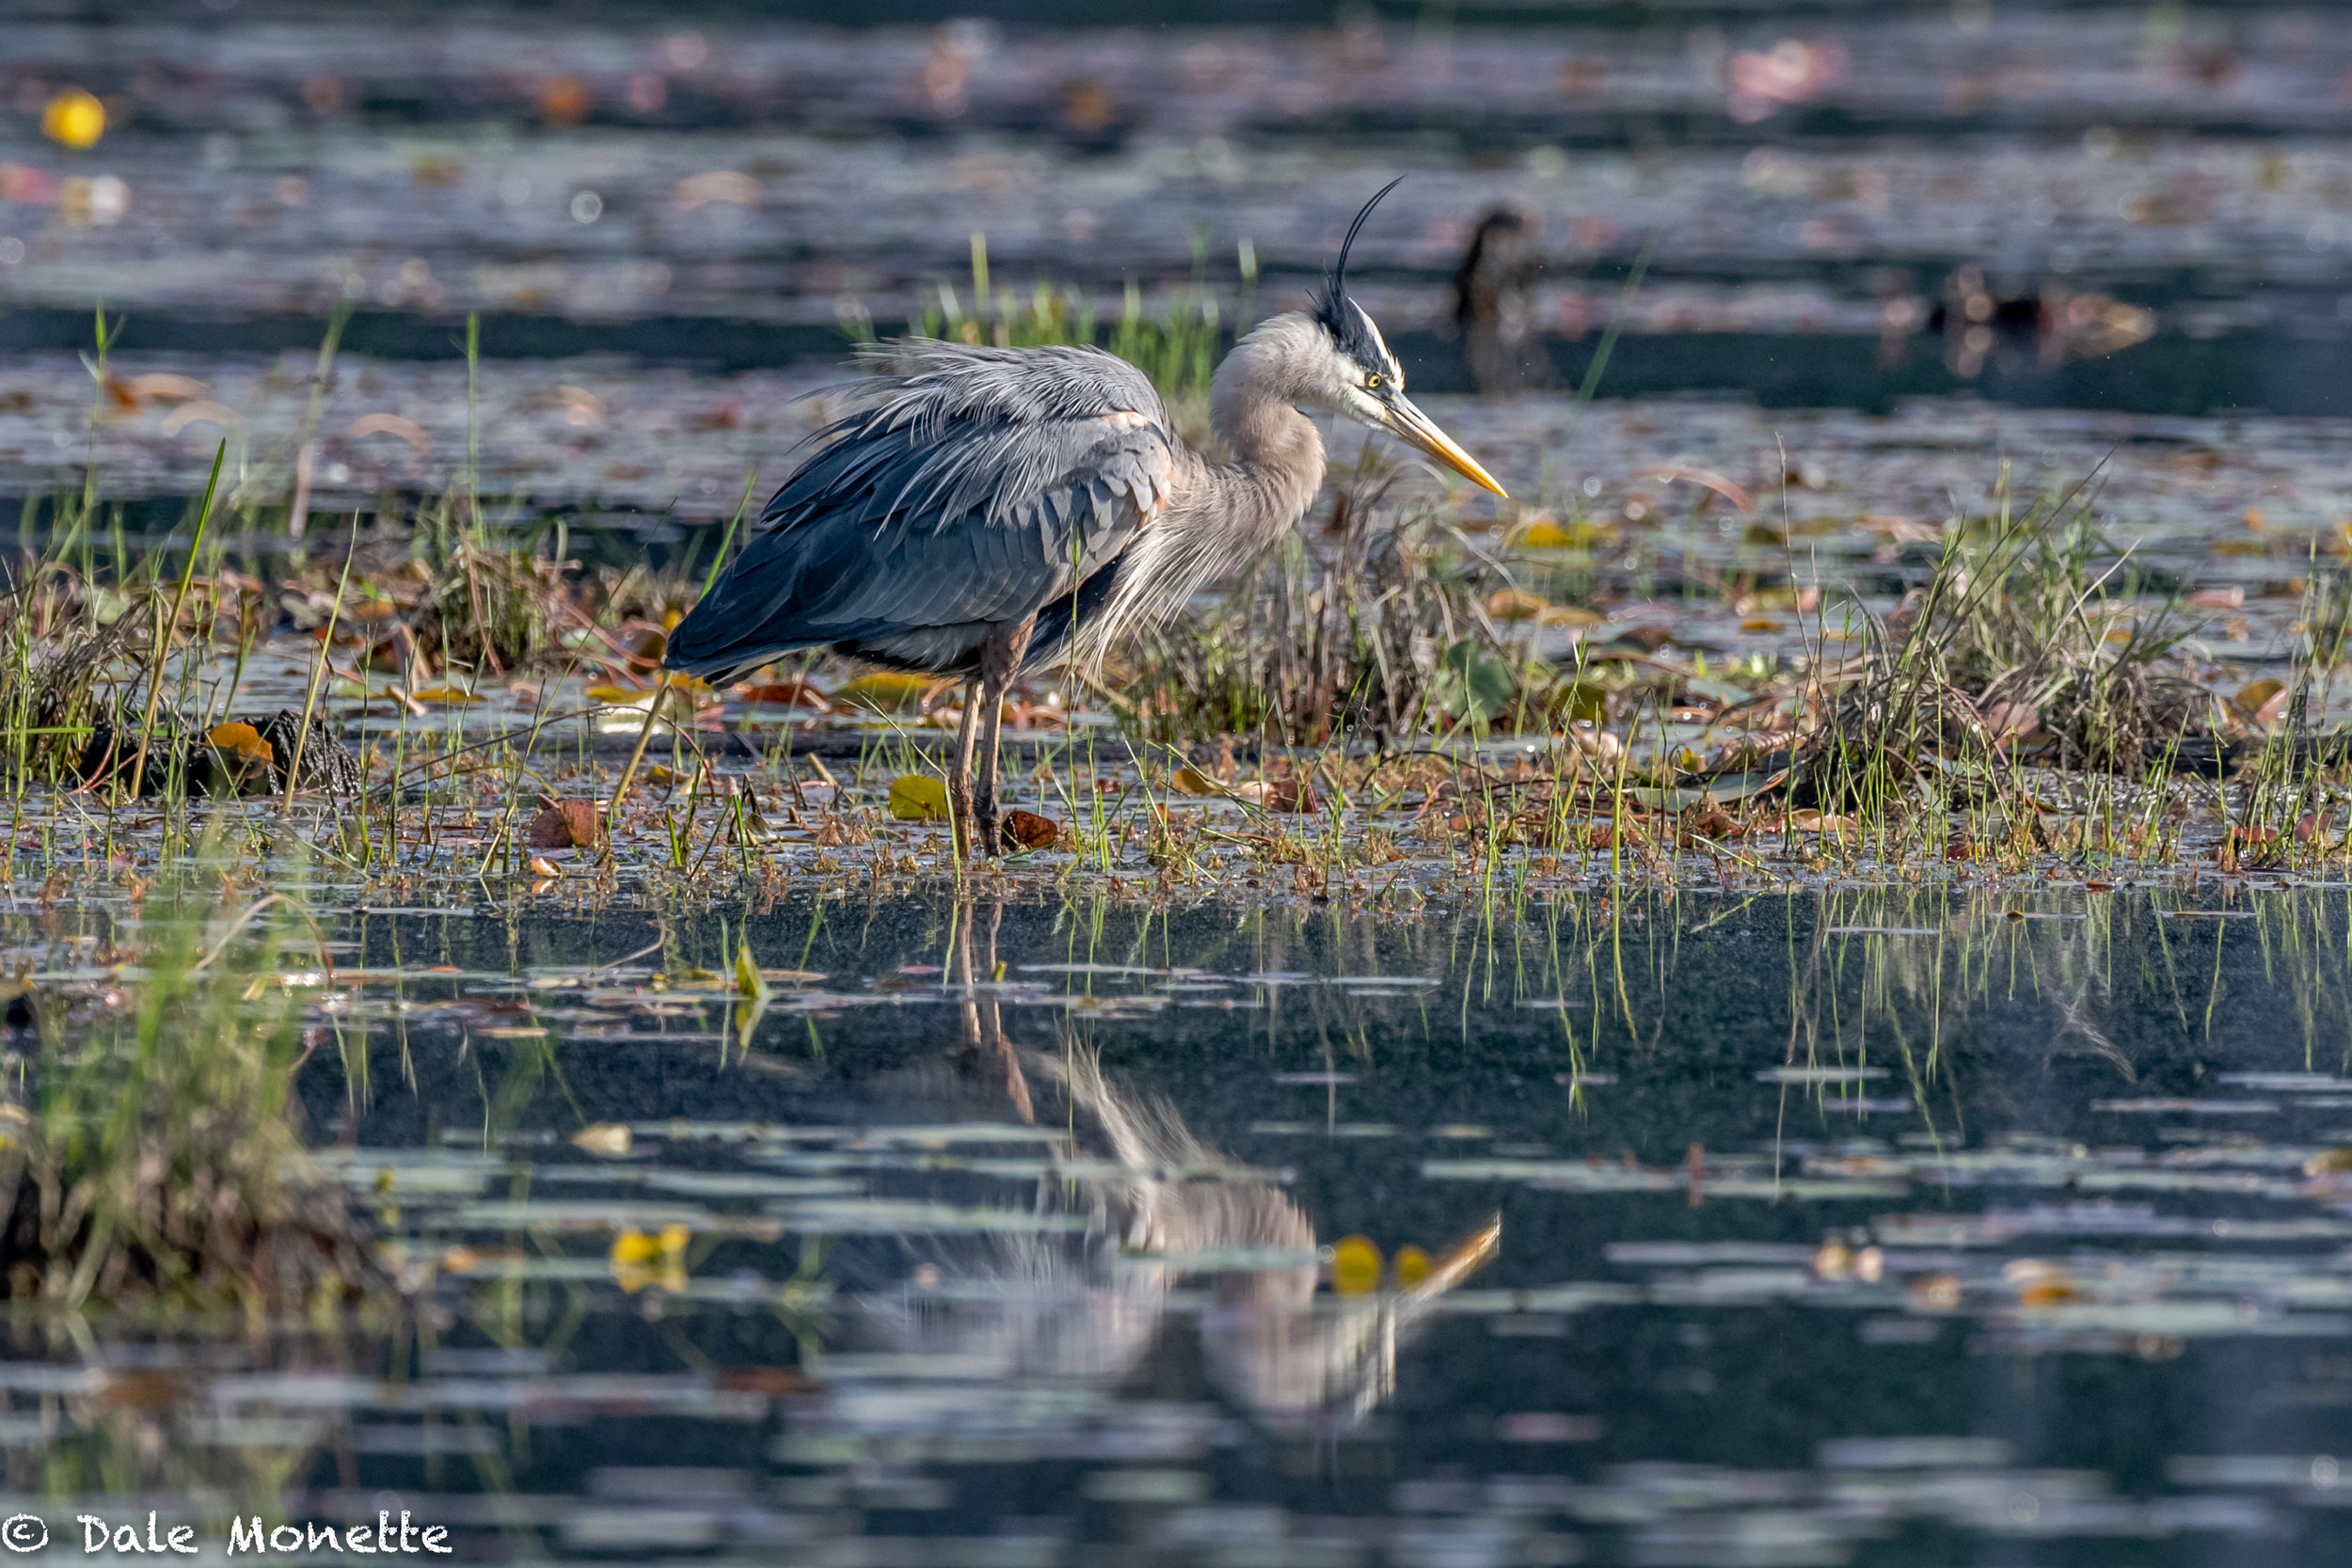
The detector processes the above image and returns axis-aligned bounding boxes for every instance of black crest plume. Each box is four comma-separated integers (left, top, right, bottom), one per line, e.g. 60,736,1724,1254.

1313,177,1405,360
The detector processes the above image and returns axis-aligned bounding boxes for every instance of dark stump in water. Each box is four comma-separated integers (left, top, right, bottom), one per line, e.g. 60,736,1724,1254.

77,709,362,801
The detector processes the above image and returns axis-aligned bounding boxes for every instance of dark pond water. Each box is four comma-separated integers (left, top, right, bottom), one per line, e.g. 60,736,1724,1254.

22,886,2324,1566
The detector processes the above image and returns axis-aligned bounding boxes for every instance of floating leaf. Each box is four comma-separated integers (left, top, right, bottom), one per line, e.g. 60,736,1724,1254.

2232,679,2288,724
41,88,104,150
609,1222,691,1294
738,680,829,710
1981,700,2040,738
1001,810,1059,850
527,856,563,879
2307,1148,2352,1177
1437,640,1517,726
835,672,938,712
1231,778,1320,813
1169,766,1218,797
571,1123,633,1157
887,774,950,821
1485,587,1550,621
527,797,599,849
1395,1244,1433,1288
1330,1235,1383,1295
1650,464,1756,515
409,687,483,705
206,722,274,765
1550,679,1609,725
1690,806,1740,840
675,169,761,210
1519,516,1615,549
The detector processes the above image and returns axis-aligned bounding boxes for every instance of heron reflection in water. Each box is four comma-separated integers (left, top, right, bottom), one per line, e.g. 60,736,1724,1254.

831,902,1499,1429
666,181,1506,857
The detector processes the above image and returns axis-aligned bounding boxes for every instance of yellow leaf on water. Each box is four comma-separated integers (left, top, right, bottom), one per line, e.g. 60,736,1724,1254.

410,687,483,705
1170,766,1217,797
1394,1244,1433,1288
205,721,275,766
41,88,104,150
2233,679,2288,723
1519,517,1615,549
1330,1234,1383,1295
834,672,938,712
610,1227,661,1266
888,773,951,821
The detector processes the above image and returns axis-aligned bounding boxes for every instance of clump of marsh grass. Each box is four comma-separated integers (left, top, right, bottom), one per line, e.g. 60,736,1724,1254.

0,567,147,784
1794,487,2208,817
0,891,379,1310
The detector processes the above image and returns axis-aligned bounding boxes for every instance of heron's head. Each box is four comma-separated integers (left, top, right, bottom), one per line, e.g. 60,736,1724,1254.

1301,180,1508,499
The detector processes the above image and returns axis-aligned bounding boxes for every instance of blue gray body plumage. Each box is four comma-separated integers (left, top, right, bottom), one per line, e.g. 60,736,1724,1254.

666,341,1188,685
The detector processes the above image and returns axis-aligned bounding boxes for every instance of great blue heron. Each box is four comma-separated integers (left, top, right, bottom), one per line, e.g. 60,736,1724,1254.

665,180,1506,854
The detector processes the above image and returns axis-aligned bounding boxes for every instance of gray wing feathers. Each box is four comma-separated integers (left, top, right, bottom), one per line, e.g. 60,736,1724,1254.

664,341,1176,679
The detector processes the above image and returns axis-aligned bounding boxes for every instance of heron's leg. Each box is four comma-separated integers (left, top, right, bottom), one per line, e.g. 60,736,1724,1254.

975,616,1036,855
948,679,983,860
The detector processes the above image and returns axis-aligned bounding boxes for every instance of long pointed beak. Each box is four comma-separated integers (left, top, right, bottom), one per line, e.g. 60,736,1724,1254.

1384,395,1508,498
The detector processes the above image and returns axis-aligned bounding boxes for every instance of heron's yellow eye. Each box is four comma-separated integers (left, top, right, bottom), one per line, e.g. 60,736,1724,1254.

1364,373,1384,390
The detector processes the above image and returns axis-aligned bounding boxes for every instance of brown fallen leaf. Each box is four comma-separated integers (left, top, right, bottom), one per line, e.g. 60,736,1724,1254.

528,855,564,879
717,1365,810,1396
738,679,830,711
527,796,600,849
1000,810,1059,850
96,1369,197,1413
1484,587,1550,621
1648,463,1756,515
1980,700,2039,738
1231,777,1320,813
1689,806,1740,840
343,411,433,454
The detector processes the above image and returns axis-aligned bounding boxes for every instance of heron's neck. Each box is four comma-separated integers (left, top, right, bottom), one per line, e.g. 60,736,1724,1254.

1200,316,1328,546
